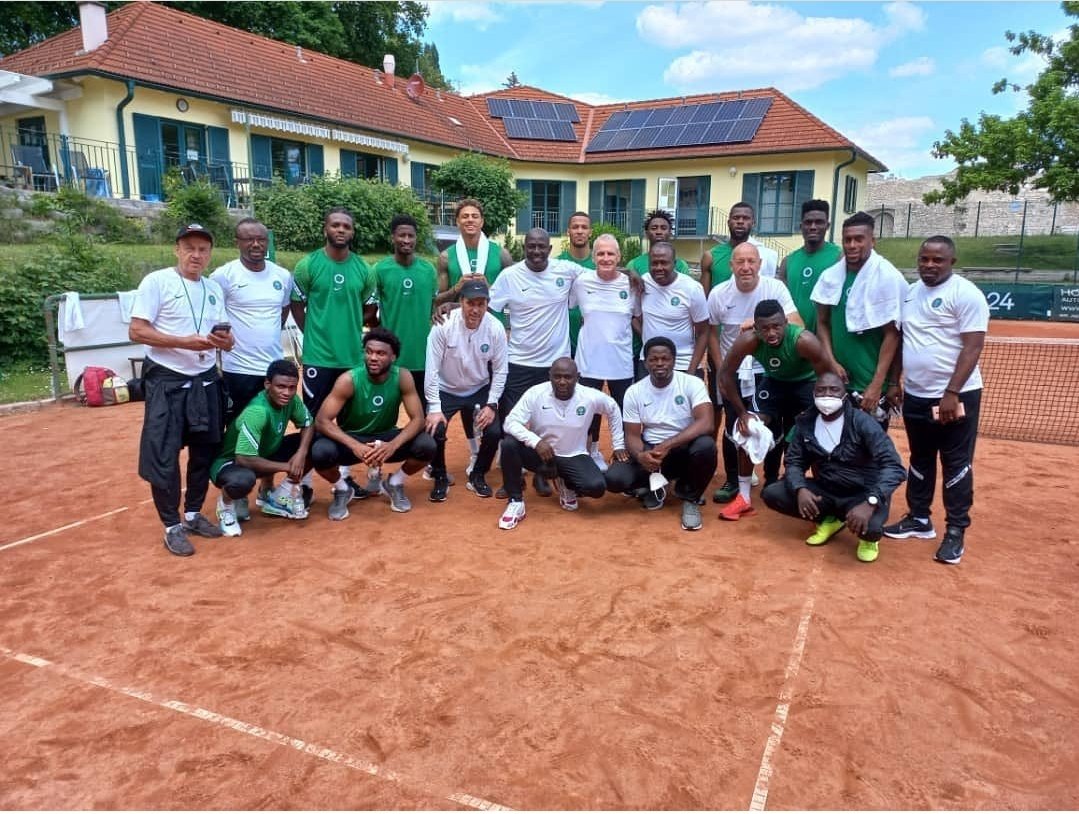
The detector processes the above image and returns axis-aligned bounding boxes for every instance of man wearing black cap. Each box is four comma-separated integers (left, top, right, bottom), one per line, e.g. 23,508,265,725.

129,224,235,556
423,278,508,501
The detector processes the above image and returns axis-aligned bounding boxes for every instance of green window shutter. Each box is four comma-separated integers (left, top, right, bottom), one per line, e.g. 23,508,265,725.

250,134,272,183
411,161,425,192
516,179,532,233
385,157,399,185
558,181,577,233
629,178,646,235
742,173,762,214
794,170,815,225
306,144,324,178
694,174,711,237
206,125,230,166
132,113,163,200
340,149,358,177
588,181,602,223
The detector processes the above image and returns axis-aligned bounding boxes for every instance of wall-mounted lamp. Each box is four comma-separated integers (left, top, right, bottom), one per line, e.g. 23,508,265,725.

728,166,737,178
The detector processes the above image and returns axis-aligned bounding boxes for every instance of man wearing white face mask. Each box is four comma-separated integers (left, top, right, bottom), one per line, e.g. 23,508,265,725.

760,371,906,562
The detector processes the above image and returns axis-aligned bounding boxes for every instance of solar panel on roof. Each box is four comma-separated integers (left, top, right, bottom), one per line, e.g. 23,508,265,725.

526,119,554,139
645,108,673,127
742,97,773,118
629,128,661,149
728,117,764,142
624,109,652,128
486,98,512,118
666,106,696,126
651,124,685,148
552,103,581,123
504,117,530,138
691,102,722,123
722,99,748,119
604,110,630,129
531,100,556,119
584,96,771,152
550,120,576,140
508,99,535,118
502,116,577,141
586,130,616,151
703,120,735,144
607,129,637,150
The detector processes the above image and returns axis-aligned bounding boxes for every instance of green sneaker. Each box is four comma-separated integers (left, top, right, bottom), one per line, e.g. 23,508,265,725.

856,539,879,563
806,516,845,546
712,481,738,504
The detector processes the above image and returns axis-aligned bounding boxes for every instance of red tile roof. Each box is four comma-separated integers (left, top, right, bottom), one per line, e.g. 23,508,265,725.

0,2,885,170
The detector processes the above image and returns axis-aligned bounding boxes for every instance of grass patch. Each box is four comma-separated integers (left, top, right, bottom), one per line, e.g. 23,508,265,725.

0,366,54,404
876,235,1079,271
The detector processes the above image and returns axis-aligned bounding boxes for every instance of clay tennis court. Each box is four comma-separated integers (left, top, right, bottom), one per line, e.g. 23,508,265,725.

2,318,1078,809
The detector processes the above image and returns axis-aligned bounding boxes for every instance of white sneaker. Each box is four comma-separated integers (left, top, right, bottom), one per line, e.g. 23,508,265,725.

556,479,579,511
217,496,242,536
498,499,527,530
589,448,609,473
751,471,760,487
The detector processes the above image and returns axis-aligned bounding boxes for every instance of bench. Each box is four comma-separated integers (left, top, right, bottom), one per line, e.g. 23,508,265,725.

993,243,1020,255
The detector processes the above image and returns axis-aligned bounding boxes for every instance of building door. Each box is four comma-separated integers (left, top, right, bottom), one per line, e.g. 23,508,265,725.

657,177,677,233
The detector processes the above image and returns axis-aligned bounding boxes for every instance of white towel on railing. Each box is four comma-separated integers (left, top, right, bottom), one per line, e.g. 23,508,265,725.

117,290,138,323
810,250,906,332
59,292,84,344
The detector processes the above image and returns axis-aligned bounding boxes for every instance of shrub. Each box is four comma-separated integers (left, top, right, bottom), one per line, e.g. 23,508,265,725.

589,221,642,264
0,223,137,367
154,173,232,243
503,231,524,262
52,186,150,243
431,153,524,236
252,175,431,254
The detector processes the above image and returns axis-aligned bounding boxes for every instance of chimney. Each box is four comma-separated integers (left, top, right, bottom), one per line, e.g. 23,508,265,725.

383,54,396,87
77,0,108,53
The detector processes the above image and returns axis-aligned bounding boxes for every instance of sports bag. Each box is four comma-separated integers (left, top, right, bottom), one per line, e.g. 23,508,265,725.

74,366,130,406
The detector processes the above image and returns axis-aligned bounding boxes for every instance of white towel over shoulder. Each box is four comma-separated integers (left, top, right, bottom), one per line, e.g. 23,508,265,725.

810,250,906,332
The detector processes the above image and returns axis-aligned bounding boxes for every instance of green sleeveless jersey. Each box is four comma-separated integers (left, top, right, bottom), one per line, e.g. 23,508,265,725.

784,242,841,333
626,254,691,276
753,323,815,382
340,365,401,435
830,271,883,394
709,243,734,288
557,250,595,352
373,256,437,371
446,243,503,287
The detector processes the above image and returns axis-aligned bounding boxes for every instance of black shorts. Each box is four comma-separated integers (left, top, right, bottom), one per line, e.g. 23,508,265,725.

223,371,266,424
301,365,349,419
755,377,815,422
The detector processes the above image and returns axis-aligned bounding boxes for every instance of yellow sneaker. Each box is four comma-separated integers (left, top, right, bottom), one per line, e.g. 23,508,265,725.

806,516,844,546
856,539,879,562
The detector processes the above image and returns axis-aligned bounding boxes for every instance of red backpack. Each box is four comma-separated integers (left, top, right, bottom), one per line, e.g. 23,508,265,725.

74,366,130,407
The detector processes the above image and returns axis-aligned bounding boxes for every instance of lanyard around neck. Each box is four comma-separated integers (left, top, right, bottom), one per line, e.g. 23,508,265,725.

179,272,207,334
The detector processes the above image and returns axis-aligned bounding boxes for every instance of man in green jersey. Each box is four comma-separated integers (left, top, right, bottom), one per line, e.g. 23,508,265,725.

718,299,835,497
699,202,778,292
556,211,595,356
777,200,842,333
210,360,337,536
626,210,692,276
311,327,436,519
810,211,905,422
289,207,378,504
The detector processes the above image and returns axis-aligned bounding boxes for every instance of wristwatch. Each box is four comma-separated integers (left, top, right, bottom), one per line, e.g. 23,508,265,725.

866,495,879,506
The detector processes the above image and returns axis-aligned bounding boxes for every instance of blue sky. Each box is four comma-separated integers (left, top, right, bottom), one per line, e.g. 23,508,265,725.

424,1,1071,178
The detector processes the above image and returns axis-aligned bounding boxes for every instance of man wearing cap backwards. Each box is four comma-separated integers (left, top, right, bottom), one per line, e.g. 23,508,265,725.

130,224,234,557
423,278,508,502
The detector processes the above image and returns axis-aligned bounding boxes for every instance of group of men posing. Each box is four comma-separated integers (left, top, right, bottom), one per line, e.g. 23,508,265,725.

132,195,988,568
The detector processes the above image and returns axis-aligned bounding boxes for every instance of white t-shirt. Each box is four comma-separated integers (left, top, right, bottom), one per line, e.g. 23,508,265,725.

623,371,710,445
504,382,625,457
749,237,779,278
209,259,294,376
901,274,989,398
639,273,709,370
571,270,640,380
132,267,226,376
424,309,508,412
708,276,798,364
489,259,586,367
814,414,844,453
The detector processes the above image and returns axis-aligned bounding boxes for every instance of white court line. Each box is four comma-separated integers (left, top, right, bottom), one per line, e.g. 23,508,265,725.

0,645,511,811
748,565,821,811
0,506,130,553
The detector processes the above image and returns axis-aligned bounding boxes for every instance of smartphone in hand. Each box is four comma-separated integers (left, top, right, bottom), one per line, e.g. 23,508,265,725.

210,322,232,335
931,402,966,421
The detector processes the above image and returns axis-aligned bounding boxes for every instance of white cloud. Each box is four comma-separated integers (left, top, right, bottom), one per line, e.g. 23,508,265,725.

455,48,527,96
425,1,503,31
889,57,935,77
560,91,631,106
636,1,927,93
847,116,939,175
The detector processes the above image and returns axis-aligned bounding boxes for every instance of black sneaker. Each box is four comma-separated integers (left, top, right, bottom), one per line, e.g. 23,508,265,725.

301,484,314,509
182,513,223,538
712,481,738,504
345,475,371,500
163,525,195,557
467,473,493,498
641,489,665,511
883,513,936,539
532,472,553,497
428,474,449,502
934,527,965,565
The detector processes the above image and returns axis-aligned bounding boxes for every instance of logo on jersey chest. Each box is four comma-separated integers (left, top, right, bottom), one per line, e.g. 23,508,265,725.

480,343,490,353
769,356,781,368
208,294,217,305
276,421,284,433
372,395,385,407
333,272,346,291
931,297,944,309
576,406,586,416
674,395,685,405
273,280,283,291
670,296,681,306
556,278,566,288
619,290,629,300
802,266,814,278
403,278,414,292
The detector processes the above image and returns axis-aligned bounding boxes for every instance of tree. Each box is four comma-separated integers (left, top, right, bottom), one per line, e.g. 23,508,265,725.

926,1,1079,204
503,71,522,88
0,2,450,89
430,153,526,236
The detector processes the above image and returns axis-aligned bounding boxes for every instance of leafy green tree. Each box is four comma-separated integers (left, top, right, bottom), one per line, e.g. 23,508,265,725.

503,71,522,88
0,4,78,56
927,1,1079,204
430,153,526,236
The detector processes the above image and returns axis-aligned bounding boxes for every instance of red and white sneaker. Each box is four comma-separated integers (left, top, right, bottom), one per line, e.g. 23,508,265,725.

719,493,757,521
498,499,527,530
556,479,579,512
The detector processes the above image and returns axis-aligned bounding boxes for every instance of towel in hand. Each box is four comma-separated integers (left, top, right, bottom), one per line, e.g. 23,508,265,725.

810,249,907,332
731,414,775,465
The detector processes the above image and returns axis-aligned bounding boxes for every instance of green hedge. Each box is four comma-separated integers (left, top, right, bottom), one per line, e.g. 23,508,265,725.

252,175,432,253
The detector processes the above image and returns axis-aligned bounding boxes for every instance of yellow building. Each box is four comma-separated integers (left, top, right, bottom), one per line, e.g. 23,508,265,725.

0,1,884,256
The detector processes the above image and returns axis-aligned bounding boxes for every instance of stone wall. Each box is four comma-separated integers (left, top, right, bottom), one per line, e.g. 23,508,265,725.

866,173,1079,238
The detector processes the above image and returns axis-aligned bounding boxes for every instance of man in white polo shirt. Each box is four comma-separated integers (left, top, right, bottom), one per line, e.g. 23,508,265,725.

489,227,589,497
883,236,989,566
497,357,626,529
424,278,508,502
210,218,295,422
636,241,709,378
130,223,234,557
606,336,717,532
707,242,801,511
